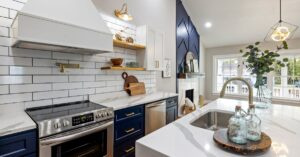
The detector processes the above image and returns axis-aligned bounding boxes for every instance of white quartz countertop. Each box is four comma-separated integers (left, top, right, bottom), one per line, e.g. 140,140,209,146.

92,92,178,110
136,98,300,157
0,103,36,137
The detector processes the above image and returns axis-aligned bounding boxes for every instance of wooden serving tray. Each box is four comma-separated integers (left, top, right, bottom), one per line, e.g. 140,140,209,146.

213,129,272,155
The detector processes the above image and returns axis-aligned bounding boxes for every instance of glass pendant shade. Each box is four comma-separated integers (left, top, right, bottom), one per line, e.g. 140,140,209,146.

265,21,298,42
265,0,298,42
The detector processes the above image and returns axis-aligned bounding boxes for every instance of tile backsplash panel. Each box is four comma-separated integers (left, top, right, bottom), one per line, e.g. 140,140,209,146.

0,0,156,108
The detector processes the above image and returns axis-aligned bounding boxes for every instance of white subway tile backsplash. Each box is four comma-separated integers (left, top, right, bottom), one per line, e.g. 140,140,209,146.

53,82,82,90
9,9,17,19
0,7,9,17
69,75,95,82
69,88,95,96
0,66,8,74
96,75,116,81
24,99,52,109
10,66,52,75
0,76,31,84
53,96,84,104
10,48,52,58
106,80,123,86
0,46,8,55
0,27,8,36
33,90,68,100
53,52,82,61
10,84,51,93
0,56,32,66
0,36,10,46
69,61,95,68
0,0,24,10
0,17,13,27
96,86,117,93
33,76,68,83
83,55,106,62
0,85,8,94
83,81,105,88
0,93,32,104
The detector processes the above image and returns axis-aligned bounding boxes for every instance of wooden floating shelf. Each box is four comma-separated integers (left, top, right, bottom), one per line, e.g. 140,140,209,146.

113,40,146,50
101,66,145,71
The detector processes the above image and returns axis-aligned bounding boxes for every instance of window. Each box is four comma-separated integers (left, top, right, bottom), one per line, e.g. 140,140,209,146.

215,57,239,94
213,54,300,100
273,55,300,99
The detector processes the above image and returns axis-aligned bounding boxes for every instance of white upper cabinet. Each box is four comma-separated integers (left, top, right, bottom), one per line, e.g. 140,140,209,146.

136,25,164,71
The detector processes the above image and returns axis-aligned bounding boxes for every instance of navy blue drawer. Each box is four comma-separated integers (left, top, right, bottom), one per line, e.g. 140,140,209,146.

114,134,143,157
115,105,144,122
24,153,36,157
0,129,37,157
166,97,178,108
115,116,144,142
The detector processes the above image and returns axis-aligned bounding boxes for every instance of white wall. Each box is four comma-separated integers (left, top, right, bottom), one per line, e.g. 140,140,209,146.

92,0,177,93
205,39,300,105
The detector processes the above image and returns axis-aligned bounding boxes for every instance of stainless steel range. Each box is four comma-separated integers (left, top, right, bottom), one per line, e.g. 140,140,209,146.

26,100,114,157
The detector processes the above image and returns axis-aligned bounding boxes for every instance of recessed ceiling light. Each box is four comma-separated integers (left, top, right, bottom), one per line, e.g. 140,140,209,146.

204,22,212,28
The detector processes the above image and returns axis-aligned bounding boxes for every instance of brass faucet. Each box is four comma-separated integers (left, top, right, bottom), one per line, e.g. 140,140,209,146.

220,77,253,105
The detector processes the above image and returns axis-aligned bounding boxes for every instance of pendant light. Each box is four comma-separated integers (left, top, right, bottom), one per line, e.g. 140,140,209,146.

114,1,133,21
265,0,298,42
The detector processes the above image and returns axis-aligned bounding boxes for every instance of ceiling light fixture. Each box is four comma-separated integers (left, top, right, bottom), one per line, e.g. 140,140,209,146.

265,0,298,42
114,2,133,21
205,22,212,28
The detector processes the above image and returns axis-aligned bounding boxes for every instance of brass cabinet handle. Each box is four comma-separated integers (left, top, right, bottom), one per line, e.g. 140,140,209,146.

124,146,135,153
125,128,135,133
125,112,135,117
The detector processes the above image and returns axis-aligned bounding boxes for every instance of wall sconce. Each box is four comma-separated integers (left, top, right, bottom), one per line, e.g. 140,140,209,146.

114,3,133,21
56,63,80,73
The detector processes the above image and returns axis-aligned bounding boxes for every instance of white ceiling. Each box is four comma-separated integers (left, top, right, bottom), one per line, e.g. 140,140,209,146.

183,0,300,48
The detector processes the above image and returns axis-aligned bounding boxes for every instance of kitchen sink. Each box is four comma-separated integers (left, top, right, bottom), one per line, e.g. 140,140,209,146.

191,111,233,131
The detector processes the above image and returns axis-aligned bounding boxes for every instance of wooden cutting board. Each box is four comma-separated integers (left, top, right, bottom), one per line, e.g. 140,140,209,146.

127,83,146,96
122,72,139,95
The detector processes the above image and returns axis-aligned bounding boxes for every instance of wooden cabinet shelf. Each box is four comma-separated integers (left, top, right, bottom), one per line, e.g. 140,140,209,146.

101,66,145,71
113,40,146,50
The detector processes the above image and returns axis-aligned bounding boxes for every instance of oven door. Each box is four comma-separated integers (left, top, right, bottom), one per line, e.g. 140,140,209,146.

39,120,113,157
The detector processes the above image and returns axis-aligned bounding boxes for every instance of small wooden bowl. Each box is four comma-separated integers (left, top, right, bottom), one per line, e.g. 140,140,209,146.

111,58,123,67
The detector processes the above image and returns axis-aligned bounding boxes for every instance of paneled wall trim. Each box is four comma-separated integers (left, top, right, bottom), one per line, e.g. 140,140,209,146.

0,0,156,108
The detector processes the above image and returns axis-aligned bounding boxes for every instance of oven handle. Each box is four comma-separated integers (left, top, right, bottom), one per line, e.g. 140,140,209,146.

40,121,113,146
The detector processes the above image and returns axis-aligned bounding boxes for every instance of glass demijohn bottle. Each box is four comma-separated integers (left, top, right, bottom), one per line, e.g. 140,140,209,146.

228,105,247,144
246,104,262,141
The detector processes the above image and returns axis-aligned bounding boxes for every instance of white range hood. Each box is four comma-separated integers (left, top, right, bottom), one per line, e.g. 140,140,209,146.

11,0,113,54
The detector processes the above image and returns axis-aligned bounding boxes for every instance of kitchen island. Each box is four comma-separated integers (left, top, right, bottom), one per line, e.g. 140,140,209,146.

136,98,300,157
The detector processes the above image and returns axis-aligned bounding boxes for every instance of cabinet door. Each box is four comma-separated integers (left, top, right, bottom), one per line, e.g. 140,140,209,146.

0,129,37,157
154,32,164,70
146,29,156,70
166,106,178,124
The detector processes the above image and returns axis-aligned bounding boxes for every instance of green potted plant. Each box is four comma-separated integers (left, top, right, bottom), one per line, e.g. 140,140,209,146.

240,41,289,108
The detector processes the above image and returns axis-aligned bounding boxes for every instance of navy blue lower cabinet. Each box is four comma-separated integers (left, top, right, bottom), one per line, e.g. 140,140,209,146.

0,129,37,157
166,96,178,124
114,105,145,157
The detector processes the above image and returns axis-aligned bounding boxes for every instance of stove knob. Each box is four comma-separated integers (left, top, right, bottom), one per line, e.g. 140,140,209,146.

63,120,70,127
96,113,102,119
54,122,62,129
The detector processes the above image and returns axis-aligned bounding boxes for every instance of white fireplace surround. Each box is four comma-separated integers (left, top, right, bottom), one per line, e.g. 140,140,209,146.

177,78,199,115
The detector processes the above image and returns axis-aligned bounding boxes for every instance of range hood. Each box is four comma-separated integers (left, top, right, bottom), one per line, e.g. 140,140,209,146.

11,0,113,54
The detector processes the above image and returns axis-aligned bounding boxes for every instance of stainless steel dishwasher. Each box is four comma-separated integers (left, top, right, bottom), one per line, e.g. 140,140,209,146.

145,100,166,134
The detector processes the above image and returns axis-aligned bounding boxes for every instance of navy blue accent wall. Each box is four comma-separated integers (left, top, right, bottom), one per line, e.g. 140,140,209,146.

176,0,200,76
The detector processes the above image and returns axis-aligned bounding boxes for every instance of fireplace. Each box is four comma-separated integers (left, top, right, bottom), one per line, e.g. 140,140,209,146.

185,89,194,103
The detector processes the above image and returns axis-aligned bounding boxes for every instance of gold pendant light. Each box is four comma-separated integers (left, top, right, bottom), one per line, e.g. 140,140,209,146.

114,1,133,21
265,0,298,42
